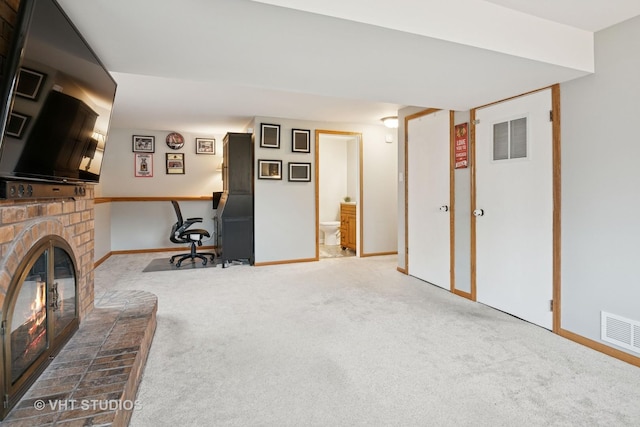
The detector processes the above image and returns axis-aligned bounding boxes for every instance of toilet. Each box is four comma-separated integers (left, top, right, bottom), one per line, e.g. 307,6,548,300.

319,221,341,245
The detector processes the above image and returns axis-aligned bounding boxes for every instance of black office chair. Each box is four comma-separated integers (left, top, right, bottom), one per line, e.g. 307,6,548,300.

169,200,216,267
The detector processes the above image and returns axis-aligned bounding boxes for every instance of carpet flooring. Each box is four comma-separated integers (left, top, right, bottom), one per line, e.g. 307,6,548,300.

94,252,640,426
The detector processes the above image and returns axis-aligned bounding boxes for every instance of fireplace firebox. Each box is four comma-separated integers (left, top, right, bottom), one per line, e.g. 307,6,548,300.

1,235,79,419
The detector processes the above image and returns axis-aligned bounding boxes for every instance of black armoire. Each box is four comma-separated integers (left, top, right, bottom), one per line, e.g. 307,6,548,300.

216,132,254,267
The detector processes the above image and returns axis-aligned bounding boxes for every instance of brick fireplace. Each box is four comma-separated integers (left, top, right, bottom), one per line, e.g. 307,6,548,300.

0,187,157,425
0,187,95,413
0,187,96,322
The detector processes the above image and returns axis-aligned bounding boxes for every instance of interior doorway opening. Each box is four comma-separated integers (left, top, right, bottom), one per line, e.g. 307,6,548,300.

315,130,362,260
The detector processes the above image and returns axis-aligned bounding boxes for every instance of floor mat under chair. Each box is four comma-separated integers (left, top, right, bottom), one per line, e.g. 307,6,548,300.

142,257,217,272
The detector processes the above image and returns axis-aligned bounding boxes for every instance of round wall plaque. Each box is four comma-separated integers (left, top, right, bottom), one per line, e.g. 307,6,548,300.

166,132,185,150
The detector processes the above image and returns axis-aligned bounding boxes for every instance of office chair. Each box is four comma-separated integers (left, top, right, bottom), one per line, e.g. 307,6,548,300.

169,200,216,267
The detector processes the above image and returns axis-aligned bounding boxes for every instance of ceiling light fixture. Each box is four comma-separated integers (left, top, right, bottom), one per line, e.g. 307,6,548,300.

381,116,399,129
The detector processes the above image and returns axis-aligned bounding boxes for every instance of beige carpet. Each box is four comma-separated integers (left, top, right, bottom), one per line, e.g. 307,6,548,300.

95,253,640,426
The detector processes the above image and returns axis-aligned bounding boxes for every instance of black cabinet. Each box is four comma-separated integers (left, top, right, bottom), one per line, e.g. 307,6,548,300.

216,133,254,267
222,133,253,194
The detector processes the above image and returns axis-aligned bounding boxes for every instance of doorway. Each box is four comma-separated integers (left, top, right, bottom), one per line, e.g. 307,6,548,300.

315,130,362,259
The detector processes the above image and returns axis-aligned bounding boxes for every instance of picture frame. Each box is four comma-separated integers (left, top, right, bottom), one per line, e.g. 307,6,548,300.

260,123,280,148
292,129,310,153
134,153,153,177
132,135,155,153
166,153,185,174
288,162,311,182
15,67,46,100
5,112,31,138
195,138,216,154
257,159,282,180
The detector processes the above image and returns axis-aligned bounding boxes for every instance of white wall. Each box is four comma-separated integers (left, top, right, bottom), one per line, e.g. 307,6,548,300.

254,118,316,263
108,200,214,251
560,15,640,347
319,136,348,222
94,202,111,260
362,126,398,254
94,127,223,252
397,106,430,269
95,120,396,260
97,128,224,197
397,15,640,359
254,116,397,263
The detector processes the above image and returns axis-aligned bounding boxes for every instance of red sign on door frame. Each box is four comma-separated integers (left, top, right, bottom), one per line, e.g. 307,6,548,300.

454,122,468,169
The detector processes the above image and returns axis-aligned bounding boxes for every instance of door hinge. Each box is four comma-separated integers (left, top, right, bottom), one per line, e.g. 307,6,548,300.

3,394,9,409
0,320,5,336
472,119,480,125
549,300,554,311
549,110,553,122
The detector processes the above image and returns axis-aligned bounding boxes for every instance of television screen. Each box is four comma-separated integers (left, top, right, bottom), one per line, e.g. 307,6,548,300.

0,0,116,185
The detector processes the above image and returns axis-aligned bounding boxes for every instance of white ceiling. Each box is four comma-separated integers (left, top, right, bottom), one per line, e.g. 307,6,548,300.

56,0,640,135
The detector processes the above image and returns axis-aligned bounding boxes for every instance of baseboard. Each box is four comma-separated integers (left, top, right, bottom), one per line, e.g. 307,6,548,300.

93,246,216,268
558,328,640,368
94,252,112,268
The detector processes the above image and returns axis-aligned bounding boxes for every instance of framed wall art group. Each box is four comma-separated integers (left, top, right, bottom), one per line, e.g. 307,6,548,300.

132,133,215,177
259,123,312,182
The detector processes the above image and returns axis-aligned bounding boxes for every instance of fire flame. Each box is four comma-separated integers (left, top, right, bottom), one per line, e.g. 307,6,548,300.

28,281,47,336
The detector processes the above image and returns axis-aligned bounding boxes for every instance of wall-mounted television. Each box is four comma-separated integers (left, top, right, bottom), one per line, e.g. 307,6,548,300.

0,0,116,191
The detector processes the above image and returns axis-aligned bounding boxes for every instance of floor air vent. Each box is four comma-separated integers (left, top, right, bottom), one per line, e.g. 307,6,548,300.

601,311,640,354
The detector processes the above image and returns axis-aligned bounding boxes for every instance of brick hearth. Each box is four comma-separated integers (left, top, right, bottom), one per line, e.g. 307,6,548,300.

1,290,157,426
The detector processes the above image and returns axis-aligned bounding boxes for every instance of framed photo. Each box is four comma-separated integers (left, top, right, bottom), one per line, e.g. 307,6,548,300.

260,123,280,148
134,153,153,177
195,138,216,154
288,162,311,182
16,67,46,100
132,135,155,152
257,159,282,180
5,112,31,138
166,153,185,174
292,129,310,153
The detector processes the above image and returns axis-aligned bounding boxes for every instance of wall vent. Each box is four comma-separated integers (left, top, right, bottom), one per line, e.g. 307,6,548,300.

601,311,640,354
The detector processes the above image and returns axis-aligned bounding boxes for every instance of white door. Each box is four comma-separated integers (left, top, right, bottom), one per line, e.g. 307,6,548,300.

407,110,450,289
475,89,553,329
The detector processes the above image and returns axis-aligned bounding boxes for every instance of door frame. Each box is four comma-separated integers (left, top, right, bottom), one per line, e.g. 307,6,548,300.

470,84,561,332
404,109,456,292
315,130,363,260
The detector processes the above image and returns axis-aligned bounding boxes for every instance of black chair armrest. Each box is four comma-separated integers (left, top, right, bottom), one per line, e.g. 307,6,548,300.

183,217,203,229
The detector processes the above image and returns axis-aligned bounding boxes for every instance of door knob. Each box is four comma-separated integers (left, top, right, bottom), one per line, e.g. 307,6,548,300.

473,209,484,217
439,205,449,212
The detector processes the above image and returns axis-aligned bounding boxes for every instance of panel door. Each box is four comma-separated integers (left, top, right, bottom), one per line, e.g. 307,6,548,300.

474,89,553,329
407,110,450,289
